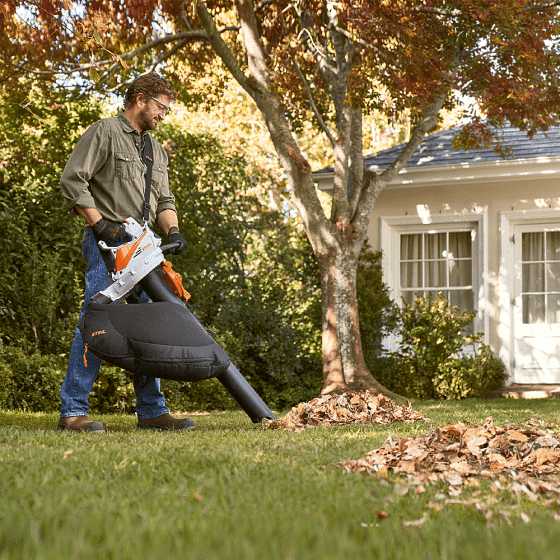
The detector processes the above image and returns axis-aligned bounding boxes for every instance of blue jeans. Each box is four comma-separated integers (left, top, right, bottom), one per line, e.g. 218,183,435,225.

60,228,169,420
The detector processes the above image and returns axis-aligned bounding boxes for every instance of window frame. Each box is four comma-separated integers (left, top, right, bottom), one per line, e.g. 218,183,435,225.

500,209,560,378
380,213,489,343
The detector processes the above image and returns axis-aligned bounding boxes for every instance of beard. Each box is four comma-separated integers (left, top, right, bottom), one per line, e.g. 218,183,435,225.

137,107,159,132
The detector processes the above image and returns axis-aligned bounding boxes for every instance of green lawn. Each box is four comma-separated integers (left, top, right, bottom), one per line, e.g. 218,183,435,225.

1,398,560,560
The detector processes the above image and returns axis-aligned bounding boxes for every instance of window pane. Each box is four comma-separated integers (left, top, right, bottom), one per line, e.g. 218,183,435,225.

399,227,475,321
450,290,474,315
401,234,422,260
547,263,560,293
449,260,471,287
448,232,472,258
401,262,422,288
523,294,545,323
547,294,560,324
401,291,419,307
523,263,544,293
546,231,560,261
425,261,446,288
426,289,448,302
522,232,543,262
425,233,446,259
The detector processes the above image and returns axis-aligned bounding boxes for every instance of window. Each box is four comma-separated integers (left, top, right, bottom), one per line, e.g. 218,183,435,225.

380,214,487,339
521,230,560,324
400,230,474,314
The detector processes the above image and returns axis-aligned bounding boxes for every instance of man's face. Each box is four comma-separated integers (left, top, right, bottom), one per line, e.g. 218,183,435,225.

138,94,173,131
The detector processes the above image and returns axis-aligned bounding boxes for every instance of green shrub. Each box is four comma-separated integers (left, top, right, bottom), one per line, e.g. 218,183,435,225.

88,366,136,414
378,293,507,399
0,93,102,355
161,378,237,412
0,347,137,413
0,345,278,414
91,369,247,415
210,291,323,411
357,244,400,371
433,346,508,399
0,347,66,412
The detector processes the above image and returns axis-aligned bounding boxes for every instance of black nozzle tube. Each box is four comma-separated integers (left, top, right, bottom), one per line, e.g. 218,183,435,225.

139,269,186,306
217,363,276,423
139,269,276,423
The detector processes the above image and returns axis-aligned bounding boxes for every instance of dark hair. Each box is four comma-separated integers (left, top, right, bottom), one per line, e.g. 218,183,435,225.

124,72,178,107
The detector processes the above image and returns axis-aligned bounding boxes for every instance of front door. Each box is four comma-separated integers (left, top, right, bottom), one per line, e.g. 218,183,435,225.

512,223,560,383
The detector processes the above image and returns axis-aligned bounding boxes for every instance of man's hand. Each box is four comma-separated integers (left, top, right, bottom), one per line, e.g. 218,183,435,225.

167,226,187,254
92,218,129,244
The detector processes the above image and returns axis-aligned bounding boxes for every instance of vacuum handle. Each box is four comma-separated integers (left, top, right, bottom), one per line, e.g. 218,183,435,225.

160,242,181,256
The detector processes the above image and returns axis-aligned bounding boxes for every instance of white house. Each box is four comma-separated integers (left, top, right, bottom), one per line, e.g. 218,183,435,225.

314,126,560,386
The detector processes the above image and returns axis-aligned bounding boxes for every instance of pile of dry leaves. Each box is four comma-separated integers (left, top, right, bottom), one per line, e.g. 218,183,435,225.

341,416,560,498
264,391,428,432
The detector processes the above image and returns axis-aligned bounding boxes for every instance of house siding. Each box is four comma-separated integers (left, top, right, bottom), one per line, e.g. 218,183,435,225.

315,125,560,384
368,176,560,382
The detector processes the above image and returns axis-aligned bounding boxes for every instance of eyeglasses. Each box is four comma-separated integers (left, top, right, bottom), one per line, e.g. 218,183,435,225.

149,96,171,116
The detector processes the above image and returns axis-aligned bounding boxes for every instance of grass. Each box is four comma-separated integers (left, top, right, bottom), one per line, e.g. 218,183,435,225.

1,398,560,560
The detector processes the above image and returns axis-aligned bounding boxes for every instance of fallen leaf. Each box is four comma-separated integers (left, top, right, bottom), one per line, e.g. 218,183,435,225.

507,429,529,443
264,391,428,432
340,417,560,495
444,472,463,486
467,436,488,457
403,517,426,527
533,448,560,467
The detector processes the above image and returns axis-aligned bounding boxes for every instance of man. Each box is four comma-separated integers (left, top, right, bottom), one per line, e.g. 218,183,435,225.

59,72,192,433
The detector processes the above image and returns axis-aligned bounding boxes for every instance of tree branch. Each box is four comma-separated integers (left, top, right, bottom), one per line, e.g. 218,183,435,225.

525,0,560,12
350,91,448,236
410,0,560,14
236,0,272,87
149,37,190,72
290,51,336,147
196,0,256,96
348,108,364,220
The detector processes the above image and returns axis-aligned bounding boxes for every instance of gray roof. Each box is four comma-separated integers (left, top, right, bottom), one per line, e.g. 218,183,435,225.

315,125,560,174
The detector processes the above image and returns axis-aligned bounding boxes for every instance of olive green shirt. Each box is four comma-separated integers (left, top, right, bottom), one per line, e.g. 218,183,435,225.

60,112,176,226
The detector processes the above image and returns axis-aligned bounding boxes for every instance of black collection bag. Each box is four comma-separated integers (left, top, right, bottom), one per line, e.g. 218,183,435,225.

79,302,231,381
79,137,231,382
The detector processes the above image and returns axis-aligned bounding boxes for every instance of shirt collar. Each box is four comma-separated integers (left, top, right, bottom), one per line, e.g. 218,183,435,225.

117,111,149,137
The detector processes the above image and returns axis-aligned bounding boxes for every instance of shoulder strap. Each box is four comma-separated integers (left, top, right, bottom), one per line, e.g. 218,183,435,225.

141,134,153,225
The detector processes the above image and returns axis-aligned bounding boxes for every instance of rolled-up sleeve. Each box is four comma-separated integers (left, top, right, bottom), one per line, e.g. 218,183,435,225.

154,147,176,216
60,123,108,212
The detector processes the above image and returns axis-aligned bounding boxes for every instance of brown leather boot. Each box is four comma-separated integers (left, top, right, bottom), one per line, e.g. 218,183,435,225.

137,413,195,431
58,416,105,433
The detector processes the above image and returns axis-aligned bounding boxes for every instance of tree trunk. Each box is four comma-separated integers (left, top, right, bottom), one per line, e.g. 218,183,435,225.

199,1,409,400
317,230,402,400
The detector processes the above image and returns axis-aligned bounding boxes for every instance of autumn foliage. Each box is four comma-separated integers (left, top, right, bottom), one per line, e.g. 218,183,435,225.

3,0,560,394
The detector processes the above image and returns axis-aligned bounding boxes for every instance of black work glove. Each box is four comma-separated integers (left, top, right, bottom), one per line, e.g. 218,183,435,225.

92,218,129,244
167,226,187,254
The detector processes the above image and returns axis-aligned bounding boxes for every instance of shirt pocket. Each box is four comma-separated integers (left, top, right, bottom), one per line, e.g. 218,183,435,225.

115,151,142,179
151,162,165,188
